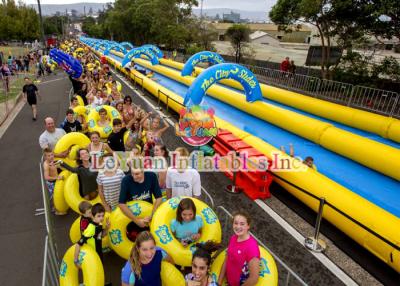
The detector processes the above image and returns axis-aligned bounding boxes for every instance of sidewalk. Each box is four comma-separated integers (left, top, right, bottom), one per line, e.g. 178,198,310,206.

0,74,71,285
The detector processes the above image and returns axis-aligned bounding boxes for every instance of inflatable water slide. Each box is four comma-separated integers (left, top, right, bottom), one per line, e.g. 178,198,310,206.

79,38,400,273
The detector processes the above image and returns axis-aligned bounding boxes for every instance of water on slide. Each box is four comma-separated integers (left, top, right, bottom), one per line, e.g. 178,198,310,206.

108,53,400,217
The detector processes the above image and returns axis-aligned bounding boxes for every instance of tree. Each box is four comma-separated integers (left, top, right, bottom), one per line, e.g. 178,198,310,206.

82,16,105,39
372,56,400,83
225,24,250,63
368,0,400,40
93,0,198,49
0,0,39,41
43,15,66,36
269,0,375,78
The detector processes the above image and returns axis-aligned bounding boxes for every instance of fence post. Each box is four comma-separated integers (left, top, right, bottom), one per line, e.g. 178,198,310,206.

224,151,242,194
347,85,356,106
156,90,162,110
304,197,326,252
132,74,137,89
389,93,399,117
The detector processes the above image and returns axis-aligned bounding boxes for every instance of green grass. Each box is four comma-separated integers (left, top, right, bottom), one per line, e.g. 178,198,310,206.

0,46,30,58
0,77,26,103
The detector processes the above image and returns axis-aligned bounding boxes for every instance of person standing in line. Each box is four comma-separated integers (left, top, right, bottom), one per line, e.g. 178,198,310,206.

22,77,40,120
217,211,260,286
38,117,68,158
166,147,201,200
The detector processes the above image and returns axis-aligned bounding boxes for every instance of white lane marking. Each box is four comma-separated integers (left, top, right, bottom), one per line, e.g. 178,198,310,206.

37,77,67,85
113,65,359,286
254,199,359,286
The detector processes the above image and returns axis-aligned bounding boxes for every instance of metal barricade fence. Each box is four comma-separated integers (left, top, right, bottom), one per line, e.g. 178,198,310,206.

0,73,26,126
39,160,60,286
350,86,399,115
317,79,353,104
136,49,399,118
216,205,308,286
242,63,400,118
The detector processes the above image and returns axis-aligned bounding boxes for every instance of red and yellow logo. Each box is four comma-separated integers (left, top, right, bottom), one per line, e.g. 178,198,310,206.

175,105,217,146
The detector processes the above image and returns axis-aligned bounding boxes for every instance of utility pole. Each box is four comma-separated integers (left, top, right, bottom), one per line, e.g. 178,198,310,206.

37,0,46,48
200,0,204,22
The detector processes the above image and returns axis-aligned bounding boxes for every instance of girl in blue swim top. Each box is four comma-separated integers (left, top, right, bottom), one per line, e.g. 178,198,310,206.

170,198,203,247
121,231,174,286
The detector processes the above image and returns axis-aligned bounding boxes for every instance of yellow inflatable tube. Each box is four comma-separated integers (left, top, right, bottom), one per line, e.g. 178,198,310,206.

75,95,85,106
59,244,104,286
150,197,222,266
53,170,71,214
69,213,111,252
161,261,185,285
54,132,91,167
106,81,122,95
211,246,278,286
135,58,400,181
87,105,121,138
73,105,89,121
108,200,153,260
98,54,400,273
159,58,400,144
63,174,102,214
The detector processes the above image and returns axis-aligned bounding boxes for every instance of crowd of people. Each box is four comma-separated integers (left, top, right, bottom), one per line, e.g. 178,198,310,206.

0,50,40,94
39,42,262,286
280,56,296,74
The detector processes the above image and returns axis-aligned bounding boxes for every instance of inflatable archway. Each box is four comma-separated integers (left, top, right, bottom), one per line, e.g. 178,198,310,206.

104,43,127,55
49,48,83,79
121,47,159,66
181,51,225,76
95,40,112,51
142,44,163,58
183,63,262,106
120,41,134,50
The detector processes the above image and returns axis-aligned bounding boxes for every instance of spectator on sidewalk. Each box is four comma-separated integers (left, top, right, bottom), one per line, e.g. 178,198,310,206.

280,57,290,72
23,55,30,72
22,77,40,121
289,60,296,75
0,63,11,93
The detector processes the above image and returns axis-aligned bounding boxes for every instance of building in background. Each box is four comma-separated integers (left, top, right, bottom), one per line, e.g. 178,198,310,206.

213,23,311,43
249,31,280,46
222,11,240,23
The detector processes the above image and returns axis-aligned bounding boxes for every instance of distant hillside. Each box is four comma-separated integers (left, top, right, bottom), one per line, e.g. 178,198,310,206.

30,3,268,22
29,2,107,16
193,8,268,23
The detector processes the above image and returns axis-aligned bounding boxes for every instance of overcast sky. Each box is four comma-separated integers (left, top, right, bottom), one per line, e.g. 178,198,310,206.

24,0,277,12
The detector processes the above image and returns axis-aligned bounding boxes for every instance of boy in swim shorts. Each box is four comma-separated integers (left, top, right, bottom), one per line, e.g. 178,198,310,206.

43,148,63,211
